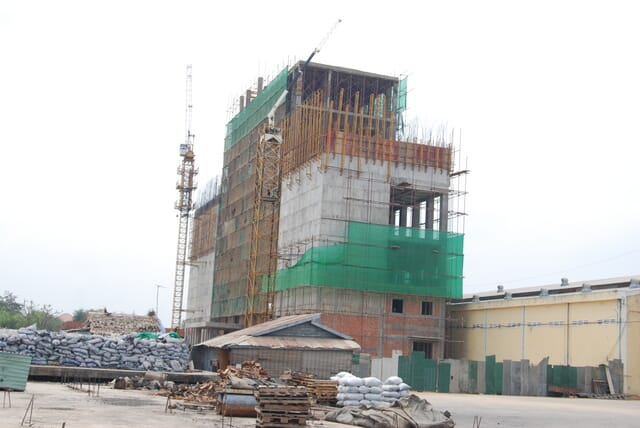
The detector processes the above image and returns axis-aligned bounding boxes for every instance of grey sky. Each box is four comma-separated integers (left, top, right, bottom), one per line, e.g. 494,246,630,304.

1,0,638,326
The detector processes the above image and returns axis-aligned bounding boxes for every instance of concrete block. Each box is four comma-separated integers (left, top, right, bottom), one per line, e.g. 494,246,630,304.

446,359,461,393
511,360,521,396
520,359,530,396
502,360,512,395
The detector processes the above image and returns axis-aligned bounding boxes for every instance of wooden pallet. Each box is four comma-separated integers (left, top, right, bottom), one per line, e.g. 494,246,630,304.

256,386,311,427
286,375,337,405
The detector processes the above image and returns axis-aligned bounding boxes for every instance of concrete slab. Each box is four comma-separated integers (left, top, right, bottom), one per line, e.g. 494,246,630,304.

28,365,219,384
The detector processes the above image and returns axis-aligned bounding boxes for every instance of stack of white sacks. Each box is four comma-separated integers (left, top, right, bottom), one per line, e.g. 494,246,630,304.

331,372,411,407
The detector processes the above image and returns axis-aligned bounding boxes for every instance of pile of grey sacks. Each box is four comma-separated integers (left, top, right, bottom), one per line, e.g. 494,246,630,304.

332,372,411,407
0,327,189,372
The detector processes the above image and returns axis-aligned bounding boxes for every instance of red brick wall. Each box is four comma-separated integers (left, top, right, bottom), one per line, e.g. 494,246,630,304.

320,294,446,358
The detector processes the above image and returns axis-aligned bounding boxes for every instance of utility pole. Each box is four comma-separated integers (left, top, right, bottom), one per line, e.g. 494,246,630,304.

155,284,165,316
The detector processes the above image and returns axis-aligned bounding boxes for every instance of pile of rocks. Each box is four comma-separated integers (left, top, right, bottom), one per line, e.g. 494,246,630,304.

0,327,189,372
332,372,411,407
85,312,161,335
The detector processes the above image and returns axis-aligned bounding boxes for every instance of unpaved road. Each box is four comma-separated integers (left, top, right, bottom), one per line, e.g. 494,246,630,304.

3,382,639,427
415,391,640,428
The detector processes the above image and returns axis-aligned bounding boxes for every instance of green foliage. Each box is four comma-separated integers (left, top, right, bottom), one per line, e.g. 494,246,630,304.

0,291,23,313
73,308,88,322
0,291,62,331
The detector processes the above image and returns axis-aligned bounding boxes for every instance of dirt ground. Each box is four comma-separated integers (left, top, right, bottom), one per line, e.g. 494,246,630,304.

414,391,640,428
3,382,639,427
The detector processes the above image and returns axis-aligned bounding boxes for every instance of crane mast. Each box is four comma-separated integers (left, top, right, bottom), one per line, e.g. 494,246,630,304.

172,64,197,329
245,20,341,327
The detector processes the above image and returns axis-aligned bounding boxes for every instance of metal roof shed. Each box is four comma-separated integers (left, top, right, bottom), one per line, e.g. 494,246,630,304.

191,314,360,379
0,352,32,392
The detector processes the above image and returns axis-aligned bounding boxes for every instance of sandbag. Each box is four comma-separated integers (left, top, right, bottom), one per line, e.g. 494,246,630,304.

363,376,383,387
384,375,403,385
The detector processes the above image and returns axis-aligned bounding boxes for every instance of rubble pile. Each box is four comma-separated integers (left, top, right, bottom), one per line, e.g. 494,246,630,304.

221,360,269,380
331,372,411,407
176,381,218,402
85,312,161,335
0,327,189,372
218,360,276,389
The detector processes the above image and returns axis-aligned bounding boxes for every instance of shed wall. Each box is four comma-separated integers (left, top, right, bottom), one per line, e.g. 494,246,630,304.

230,348,352,379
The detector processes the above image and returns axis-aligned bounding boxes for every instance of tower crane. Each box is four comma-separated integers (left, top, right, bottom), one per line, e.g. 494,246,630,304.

245,20,341,327
171,64,198,329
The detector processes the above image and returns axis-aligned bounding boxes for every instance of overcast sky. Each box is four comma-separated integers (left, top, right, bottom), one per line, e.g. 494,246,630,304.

1,1,638,326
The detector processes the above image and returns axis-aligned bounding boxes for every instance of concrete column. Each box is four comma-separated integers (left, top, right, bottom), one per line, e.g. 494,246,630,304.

411,202,422,228
257,77,264,95
439,193,449,232
399,206,408,228
425,196,435,230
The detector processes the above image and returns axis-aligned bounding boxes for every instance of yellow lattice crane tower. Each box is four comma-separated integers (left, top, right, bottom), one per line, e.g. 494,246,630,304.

172,65,198,329
245,20,341,327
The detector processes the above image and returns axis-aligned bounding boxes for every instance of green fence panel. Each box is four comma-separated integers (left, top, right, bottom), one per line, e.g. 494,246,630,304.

495,362,503,395
437,362,451,392
568,366,578,388
411,353,427,391
485,355,496,394
398,355,411,384
424,358,438,392
0,352,32,391
549,365,578,389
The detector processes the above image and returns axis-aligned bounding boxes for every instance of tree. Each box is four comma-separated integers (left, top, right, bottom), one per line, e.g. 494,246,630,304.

0,291,23,313
73,308,88,322
24,302,62,331
0,292,62,331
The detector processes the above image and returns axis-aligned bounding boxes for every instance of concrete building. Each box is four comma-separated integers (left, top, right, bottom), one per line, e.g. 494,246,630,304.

185,62,466,373
183,180,221,343
447,276,640,395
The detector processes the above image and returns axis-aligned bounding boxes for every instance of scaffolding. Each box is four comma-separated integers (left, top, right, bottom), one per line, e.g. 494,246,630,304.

207,62,466,326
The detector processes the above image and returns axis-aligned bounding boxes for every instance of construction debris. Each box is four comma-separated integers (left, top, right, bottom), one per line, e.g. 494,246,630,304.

325,394,455,428
0,326,189,371
282,370,338,405
221,360,269,380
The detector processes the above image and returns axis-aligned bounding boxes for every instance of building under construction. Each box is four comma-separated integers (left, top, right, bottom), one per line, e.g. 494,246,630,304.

184,62,467,372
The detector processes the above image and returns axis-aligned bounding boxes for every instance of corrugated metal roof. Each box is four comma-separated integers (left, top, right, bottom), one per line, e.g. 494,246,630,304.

194,313,360,351
452,275,640,304
231,336,360,350
0,352,32,391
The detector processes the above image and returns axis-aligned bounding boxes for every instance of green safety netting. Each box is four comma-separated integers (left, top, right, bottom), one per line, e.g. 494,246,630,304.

397,77,408,113
272,221,464,298
135,331,181,339
224,67,289,151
